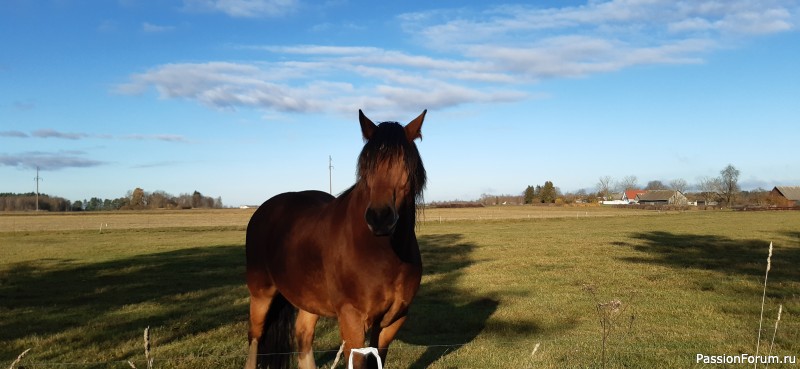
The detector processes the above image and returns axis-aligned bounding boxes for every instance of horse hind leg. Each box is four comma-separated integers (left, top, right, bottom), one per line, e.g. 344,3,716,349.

295,309,320,369
245,270,276,369
246,270,297,369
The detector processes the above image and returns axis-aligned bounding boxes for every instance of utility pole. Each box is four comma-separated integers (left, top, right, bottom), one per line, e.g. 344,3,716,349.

328,155,334,195
34,166,43,211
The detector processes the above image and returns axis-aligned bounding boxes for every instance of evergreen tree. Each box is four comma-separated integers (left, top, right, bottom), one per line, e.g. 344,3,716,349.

541,181,557,203
524,185,535,204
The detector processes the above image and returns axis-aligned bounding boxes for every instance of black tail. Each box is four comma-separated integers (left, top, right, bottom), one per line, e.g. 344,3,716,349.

258,293,296,369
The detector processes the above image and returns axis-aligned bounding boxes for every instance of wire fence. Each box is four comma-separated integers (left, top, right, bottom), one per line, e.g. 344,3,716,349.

7,340,545,369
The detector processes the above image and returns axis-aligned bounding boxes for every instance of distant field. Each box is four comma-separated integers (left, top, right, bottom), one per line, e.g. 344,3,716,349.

0,205,658,232
420,205,661,222
0,209,255,232
1,208,798,368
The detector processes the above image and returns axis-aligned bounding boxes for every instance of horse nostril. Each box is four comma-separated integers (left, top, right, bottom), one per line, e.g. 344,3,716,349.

365,206,397,235
365,207,379,226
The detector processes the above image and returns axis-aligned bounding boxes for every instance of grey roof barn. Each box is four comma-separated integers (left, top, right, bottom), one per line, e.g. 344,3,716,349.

636,190,688,205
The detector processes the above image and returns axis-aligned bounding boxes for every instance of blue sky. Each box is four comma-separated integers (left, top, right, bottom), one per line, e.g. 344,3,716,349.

2,0,799,206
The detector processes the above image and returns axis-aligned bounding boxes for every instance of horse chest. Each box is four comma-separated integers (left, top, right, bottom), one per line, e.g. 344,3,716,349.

333,248,421,315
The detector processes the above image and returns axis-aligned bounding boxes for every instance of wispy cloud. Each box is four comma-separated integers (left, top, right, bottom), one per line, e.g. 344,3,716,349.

0,131,29,138
0,151,106,171
182,0,298,18
118,0,797,116
122,134,189,142
97,20,117,33
13,100,36,111
2,129,189,142
130,160,183,169
31,129,90,140
142,22,176,33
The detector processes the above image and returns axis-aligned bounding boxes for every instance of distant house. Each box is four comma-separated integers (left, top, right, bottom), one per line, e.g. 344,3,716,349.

601,193,627,205
623,190,647,204
636,190,688,205
770,186,800,206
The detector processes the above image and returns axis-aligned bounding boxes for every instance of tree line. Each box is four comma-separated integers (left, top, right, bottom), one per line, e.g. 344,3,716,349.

595,164,744,206
463,164,779,208
0,188,223,212
0,192,71,212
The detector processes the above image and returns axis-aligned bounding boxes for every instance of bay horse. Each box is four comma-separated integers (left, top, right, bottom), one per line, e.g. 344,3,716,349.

245,110,427,369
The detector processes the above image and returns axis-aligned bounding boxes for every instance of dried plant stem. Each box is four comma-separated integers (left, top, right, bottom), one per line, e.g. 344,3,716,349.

765,305,783,369
330,341,346,368
600,316,608,368
530,343,540,358
7,348,30,369
755,242,773,368
144,326,153,369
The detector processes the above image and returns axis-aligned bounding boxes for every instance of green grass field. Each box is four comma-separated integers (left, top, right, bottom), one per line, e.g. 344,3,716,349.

1,208,798,368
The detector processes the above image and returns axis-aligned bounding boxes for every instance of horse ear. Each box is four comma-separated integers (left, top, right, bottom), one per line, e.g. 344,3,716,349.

359,109,376,140
405,109,426,142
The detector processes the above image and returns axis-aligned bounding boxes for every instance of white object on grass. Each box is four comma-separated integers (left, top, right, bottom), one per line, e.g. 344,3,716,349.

348,347,383,369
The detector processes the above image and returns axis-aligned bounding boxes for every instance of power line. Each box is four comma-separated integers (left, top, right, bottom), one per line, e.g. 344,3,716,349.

329,155,334,195
34,166,43,212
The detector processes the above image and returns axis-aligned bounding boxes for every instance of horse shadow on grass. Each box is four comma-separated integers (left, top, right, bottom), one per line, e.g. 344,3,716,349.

1,233,530,368
398,233,501,369
0,244,246,365
614,231,800,297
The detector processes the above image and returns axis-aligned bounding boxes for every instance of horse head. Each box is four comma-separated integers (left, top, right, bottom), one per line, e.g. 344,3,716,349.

357,110,427,236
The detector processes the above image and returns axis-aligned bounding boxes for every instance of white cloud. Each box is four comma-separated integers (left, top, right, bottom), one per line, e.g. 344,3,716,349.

116,51,528,115
669,18,715,33
399,1,795,77
119,62,323,112
404,0,796,46
182,0,298,18
119,1,797,116
716,8,794,34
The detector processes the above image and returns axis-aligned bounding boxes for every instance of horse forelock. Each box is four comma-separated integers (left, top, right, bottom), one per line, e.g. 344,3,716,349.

357,122,426,204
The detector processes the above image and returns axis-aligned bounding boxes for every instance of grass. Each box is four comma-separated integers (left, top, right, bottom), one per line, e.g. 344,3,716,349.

1,208,799,368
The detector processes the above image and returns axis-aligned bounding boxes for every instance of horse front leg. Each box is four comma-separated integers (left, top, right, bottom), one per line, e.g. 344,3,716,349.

338,305,369,369
295,309,319,369
370,315,407,367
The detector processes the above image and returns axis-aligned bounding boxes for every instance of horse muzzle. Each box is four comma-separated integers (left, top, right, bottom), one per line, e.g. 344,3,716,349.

365,205,398,236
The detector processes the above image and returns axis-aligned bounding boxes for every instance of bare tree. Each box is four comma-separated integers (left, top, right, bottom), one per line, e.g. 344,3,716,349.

719,164,740,207
645,180,668,190
697,176,721,204
596,176,613,200
147,190,176,209
669,178,688,193
615,175,639,192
